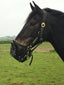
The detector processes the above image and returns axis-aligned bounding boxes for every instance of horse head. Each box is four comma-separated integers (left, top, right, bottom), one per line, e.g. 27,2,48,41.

10,1,64,64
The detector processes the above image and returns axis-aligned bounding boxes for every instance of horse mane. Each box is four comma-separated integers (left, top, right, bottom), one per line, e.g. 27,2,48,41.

25,8,64,24
44,8,64,18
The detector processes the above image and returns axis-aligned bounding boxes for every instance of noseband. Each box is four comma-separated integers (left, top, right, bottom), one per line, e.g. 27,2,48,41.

11,10,47,65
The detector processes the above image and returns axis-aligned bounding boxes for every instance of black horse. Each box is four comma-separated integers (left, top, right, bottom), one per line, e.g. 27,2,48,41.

10,1,64,64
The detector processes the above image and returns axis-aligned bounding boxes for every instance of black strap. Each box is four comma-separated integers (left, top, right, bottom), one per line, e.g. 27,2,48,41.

29,55,33,65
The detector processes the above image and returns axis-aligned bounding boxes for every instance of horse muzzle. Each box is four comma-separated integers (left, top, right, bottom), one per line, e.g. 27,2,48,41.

10,41,30,62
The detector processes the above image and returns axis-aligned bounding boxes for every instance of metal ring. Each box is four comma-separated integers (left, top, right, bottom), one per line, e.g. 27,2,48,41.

41,22,45,28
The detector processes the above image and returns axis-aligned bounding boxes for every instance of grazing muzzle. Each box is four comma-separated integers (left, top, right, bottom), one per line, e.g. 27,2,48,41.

10,40,33,65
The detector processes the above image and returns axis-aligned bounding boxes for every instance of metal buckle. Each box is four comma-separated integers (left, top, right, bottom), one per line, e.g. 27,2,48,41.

41,22,45,28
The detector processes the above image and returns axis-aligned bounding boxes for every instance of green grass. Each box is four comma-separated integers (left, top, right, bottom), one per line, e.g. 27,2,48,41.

0,43,64,85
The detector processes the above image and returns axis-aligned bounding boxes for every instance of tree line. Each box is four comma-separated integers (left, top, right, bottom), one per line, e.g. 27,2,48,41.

0,40,12,44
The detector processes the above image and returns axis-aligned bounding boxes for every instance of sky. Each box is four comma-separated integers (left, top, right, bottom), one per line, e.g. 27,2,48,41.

0,0,64,37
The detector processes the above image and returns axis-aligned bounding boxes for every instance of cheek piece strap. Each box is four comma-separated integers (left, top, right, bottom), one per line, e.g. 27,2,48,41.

28,22,46,65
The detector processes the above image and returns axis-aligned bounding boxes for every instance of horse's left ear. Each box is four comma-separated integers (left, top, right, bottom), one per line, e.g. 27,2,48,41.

30,2,34,11
32,1,41,12
30,1,41,12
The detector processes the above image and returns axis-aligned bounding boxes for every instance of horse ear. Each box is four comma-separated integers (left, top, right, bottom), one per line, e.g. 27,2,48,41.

32,1,41,11
30,3,34,11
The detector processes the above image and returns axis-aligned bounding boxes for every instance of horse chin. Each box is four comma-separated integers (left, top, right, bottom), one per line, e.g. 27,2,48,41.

18,55,28,62
11,51,28,62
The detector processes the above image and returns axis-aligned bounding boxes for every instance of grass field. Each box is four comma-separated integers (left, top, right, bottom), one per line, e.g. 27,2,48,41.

0,42,64,85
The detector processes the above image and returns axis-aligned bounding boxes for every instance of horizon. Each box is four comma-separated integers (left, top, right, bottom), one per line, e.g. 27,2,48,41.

0,35,16,37
0,35,16,41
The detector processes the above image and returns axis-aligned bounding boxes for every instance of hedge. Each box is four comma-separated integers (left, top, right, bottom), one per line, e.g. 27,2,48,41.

0,40,12,44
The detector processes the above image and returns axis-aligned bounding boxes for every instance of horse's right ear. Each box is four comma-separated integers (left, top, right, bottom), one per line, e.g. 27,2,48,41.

30,2,34,11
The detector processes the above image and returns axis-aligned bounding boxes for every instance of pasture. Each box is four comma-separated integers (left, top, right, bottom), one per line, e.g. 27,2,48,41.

0,42,64,85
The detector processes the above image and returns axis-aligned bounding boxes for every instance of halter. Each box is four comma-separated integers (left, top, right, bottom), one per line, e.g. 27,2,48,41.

11,10,47,65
